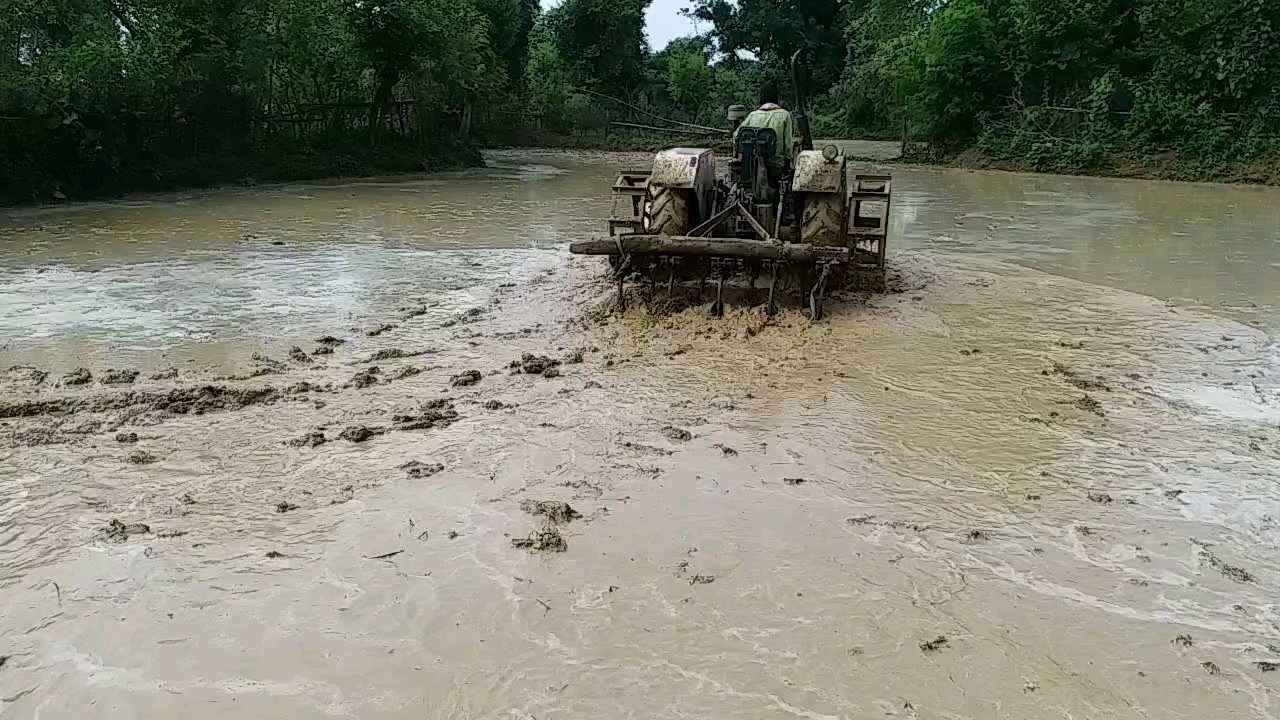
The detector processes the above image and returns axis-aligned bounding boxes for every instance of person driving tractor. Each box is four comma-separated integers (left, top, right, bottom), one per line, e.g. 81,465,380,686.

733,80,797,165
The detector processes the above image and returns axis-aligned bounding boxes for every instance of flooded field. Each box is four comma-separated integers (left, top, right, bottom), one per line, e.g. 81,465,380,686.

1,149,1278,718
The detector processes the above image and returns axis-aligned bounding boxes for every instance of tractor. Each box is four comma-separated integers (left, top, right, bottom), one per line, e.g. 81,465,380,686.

569,55,892,320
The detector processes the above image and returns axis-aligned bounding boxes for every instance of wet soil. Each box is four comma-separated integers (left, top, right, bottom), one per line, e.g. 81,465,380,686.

510,527,568,553
338,425,383,443
449,369,482,387
519,499,582,524
59,368,92,386
660,426,692,442
399,461,444,479
102,519,151,542
512,353,561,375
367,348,430,362
1,151,1279,719
285,431,327,448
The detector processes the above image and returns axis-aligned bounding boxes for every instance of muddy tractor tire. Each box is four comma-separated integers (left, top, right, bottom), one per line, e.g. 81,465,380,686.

645,185,692,236
800,192,847,246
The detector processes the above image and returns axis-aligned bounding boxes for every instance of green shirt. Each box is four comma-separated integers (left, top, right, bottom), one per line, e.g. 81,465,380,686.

735,106,795,161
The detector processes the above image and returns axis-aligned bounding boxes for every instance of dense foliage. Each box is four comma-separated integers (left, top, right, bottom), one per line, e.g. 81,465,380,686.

5,0,1279,200
832,0,1280,177
0,0,531,200
528,0,1280,179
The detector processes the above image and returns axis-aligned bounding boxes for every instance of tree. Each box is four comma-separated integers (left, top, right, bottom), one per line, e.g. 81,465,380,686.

690,0,849,92
525,17,575,130
652,37,714,114
546,0,651,93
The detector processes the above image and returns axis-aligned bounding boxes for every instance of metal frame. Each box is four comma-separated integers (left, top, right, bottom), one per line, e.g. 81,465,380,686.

848,174,892,269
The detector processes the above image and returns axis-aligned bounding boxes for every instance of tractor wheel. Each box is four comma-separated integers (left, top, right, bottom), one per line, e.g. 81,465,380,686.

800,192,846,246
645,185,692,236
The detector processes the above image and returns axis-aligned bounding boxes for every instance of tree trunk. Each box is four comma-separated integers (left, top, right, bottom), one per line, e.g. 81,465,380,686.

368,68,399,147
458,97,472,140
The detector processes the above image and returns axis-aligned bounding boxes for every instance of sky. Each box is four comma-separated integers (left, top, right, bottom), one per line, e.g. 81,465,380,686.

542,0,703,52
645,0,703,50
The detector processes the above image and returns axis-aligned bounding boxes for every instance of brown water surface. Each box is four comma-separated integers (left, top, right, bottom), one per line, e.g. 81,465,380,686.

1,149,1278,718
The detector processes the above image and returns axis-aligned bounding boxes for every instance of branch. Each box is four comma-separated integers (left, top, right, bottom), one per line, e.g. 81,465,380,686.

578,88,726,133
609,121,726,135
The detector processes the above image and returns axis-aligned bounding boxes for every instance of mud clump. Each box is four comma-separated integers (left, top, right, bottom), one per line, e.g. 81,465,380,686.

512,496,579,553
1257,662,1279,673
661,426,692,442
1200,547,1255,583
239,353,288,380
391,366,423,381
103,518,151,542
919,636,950,653
622,441,674,456
366,323,396,337
542,367,561,379
265,550,285,559
563,350,584,364
392,399,459,431
1174,634,1195,648
316,335,345,348
288,346,312,364
150,367,179,380
284,381,325,395
60,368,93,386
286,431,327,448
714,444,739,457
512,353,561,376
339,425,384,443
1202,661,1221,676
400,461,444,479
1049,361,1109,391
4,366,48,388
520,499,582,524
127,450,157,465
368,348,428,362
674,559,715,584
450,369,482,387
1067,376,1110,392
1087,491,1114,504
275,501,300,514
484,400,508,410
3,384,287,422
783,477,806,486
8,426,65,447
1074,394,1105,417
115,432,139,444
347,367,382,389
584,381,603,389
511,527,568,553
312,345,335,356
100,369,140,385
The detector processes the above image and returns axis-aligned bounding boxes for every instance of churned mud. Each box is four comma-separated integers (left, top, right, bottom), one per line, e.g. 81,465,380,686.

1,153,1279,719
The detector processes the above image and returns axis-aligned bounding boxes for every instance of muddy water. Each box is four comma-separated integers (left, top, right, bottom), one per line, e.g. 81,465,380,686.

2,150,1279,718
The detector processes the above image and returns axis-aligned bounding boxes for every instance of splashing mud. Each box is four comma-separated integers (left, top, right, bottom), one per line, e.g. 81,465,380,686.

1,150,1278,718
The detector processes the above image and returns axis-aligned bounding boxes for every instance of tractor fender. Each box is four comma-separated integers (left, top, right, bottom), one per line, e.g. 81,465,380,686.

792,150,847,194
649,148,716,221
